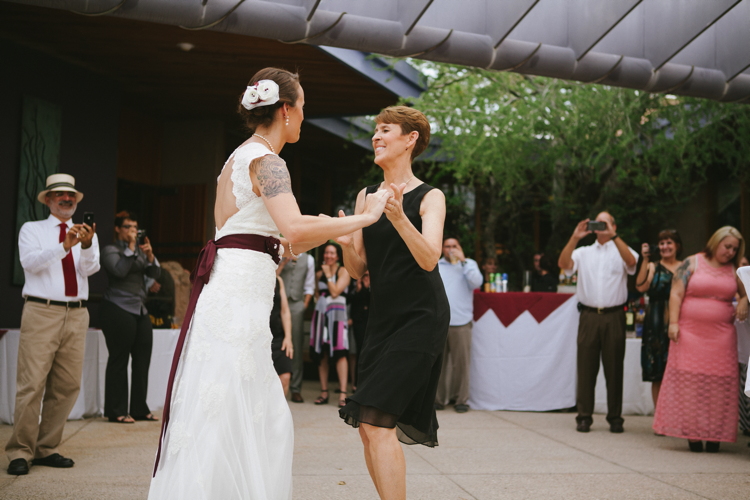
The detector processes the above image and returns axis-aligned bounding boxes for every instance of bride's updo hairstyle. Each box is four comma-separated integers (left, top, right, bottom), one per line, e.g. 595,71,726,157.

238,67,300,134
374,105,430,160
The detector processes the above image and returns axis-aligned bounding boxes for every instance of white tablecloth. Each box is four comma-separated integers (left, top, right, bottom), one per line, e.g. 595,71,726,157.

469,296,654,415
1,328,179,424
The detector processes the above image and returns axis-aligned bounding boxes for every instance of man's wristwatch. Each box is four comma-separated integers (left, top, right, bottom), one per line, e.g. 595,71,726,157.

611,234,619,241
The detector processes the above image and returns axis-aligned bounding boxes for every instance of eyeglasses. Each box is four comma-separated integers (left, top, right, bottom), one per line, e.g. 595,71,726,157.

48,191,75,198
120,224,138,229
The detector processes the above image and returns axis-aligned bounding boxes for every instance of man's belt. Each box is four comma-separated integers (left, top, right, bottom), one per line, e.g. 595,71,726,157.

578,303,625,314
26,296,87,308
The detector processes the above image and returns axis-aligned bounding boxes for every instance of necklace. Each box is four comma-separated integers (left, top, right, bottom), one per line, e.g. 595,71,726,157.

253,133,275,154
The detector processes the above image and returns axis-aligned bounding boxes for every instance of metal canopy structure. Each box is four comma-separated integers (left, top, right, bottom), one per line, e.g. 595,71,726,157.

9,0,750,103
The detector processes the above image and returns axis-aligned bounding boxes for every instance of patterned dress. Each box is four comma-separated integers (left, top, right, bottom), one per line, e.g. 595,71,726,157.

653,253,738,442
641,263,673,382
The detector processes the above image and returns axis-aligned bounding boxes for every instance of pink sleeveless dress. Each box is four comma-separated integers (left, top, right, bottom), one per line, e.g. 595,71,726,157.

653,253,738,442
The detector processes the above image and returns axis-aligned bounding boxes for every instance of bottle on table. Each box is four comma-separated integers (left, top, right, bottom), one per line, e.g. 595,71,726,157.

625,301,635,337
501,273,508,293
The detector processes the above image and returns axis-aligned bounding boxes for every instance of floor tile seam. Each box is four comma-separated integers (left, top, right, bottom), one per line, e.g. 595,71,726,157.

484,413,714,500
60,418,95,446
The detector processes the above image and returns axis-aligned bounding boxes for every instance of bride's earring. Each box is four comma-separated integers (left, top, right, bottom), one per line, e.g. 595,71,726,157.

285,116,289,126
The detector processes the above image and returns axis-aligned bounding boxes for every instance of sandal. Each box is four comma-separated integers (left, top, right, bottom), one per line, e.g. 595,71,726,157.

108,415,135,424
314,390,329,405
133,413,159,422
338,391,348,408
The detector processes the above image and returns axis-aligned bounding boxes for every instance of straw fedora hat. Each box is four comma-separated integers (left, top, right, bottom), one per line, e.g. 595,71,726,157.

37,173,84,204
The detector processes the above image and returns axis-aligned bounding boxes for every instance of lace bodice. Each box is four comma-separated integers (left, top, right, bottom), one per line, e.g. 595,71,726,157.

215,142,280,240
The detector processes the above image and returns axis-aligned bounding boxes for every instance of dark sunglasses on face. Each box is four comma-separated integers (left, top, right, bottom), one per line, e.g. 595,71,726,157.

120,224,138,229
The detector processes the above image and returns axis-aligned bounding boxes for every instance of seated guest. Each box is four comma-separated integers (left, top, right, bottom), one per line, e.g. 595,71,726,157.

531,253,558,292
270,276,294,395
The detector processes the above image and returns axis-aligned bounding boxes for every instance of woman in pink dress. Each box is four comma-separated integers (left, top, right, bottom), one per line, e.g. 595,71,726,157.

653,226,748,452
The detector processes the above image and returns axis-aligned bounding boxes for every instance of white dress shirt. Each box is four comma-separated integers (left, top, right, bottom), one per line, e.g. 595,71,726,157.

19,215,101,301
567,239,638,308
438,257,484,326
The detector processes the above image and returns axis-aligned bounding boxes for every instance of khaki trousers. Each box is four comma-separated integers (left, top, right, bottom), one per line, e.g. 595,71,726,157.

576,309,626,425
5,301,89,461
436,323,473,406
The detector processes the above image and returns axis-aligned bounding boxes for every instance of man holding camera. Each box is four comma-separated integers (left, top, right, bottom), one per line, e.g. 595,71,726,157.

558,212,637,433
7,174,99,475
436,238,484,413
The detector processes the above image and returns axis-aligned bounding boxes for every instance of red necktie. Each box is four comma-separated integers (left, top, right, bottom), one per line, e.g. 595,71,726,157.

59,223,78,297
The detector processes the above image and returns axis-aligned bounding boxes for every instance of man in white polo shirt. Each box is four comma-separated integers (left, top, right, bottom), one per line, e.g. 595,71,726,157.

436,237,483,413
6,174,100,476
558,211,637,433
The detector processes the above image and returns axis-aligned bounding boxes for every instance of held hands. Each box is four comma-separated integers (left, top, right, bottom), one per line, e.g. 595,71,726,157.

668,323,679,342
363,189,392,224
384,183,406,223
334,210,354,247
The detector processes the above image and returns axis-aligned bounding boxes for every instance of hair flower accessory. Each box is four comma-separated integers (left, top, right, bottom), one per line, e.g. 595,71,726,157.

242,79,280,110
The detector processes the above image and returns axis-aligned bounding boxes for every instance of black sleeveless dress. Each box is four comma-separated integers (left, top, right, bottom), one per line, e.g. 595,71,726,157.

270,279,293,375
339,183,450,447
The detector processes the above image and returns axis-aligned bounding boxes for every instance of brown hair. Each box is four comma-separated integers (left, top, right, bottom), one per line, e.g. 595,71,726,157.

114,210,137,227
375,106,430,160
657,229,682,256
704,226,745,267
237,68,300,134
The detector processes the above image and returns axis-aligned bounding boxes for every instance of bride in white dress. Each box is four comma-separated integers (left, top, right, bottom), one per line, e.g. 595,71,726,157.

148,68,391,499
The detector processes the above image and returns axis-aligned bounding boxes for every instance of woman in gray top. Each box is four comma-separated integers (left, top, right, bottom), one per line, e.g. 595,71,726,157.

100,211,161,423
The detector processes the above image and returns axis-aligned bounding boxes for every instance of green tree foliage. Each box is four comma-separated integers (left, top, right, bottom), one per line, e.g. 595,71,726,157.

403,62,750,285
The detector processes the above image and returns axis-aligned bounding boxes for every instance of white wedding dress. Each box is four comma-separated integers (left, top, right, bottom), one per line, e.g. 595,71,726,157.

149,143,293,499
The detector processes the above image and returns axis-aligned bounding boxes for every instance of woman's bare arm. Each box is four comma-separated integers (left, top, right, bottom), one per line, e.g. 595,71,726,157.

326,267,351,298
636,262,655,293
387,186,445,272
250,156,390,245
278,277,294,359
668,256,695,341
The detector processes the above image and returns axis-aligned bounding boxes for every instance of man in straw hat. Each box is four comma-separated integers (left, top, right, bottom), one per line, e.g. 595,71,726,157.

6,174,100,476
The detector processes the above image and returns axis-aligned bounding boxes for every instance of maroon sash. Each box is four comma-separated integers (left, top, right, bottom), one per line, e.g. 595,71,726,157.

153,233,281,476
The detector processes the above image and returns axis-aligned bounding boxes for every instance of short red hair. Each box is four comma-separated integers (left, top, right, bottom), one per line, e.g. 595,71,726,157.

375,106,430,160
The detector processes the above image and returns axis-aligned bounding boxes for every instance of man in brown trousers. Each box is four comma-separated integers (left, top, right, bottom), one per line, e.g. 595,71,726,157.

558,212,637,433
6,174,100,475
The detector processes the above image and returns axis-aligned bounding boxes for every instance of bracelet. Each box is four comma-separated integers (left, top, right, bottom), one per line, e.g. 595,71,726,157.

288,242,300,259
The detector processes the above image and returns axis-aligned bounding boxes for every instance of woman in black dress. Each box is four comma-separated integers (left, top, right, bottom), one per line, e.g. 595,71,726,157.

270,276,294,395
337,106,449,500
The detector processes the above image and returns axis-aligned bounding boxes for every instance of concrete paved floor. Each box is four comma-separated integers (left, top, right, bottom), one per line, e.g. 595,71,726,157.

1,385,749,499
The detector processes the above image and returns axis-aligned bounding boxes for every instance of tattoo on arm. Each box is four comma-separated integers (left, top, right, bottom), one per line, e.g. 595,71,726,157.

674,258,692,288
253,155,292,199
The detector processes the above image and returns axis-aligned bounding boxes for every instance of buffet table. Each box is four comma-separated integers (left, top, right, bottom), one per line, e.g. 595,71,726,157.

469,292,654,415
0,328,179,424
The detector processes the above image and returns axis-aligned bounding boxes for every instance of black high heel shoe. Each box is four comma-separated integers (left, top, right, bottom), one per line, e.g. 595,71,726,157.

705,441,720,453
688,440,703,452
314,390,329,405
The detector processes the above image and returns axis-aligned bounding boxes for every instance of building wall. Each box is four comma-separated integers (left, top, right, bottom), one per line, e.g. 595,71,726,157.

0,42,121,327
